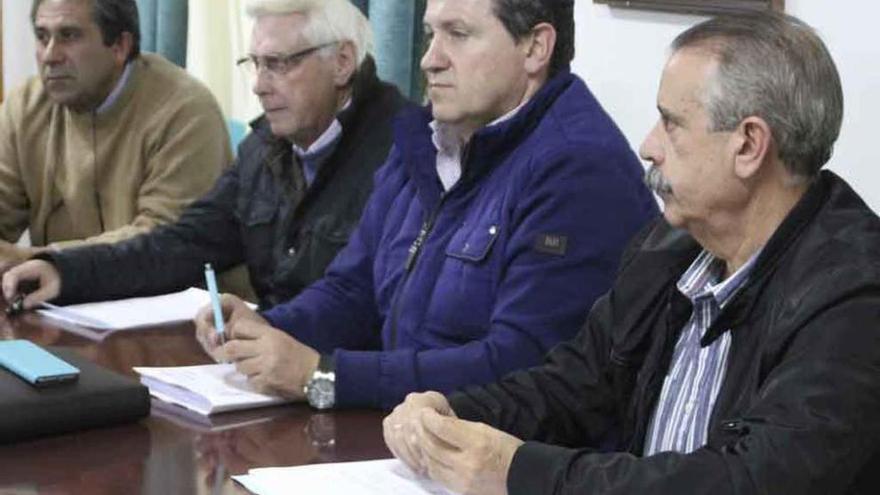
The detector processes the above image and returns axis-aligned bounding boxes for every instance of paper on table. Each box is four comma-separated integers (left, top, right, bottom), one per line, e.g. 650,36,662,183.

134,363,290,416
233,459,458,495
37,287,216,331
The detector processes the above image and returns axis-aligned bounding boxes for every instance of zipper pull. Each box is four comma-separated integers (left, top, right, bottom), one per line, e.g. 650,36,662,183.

405,221,430,272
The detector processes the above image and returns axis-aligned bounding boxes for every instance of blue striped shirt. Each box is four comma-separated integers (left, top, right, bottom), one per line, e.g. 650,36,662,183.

643,248,760,456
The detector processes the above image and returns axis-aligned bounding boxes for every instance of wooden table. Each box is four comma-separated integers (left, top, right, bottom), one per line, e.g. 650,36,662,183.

0,305,391,494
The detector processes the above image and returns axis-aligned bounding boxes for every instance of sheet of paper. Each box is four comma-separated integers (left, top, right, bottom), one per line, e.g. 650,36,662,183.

37,287,215,330
134,363,288,416
233,459,458,495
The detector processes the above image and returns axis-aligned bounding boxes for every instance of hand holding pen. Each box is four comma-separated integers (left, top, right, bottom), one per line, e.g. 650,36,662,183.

1,260,62,316
203,264,227,361
194,291,266,364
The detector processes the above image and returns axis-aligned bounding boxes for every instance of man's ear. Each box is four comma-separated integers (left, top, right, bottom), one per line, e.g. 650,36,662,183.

110,31,134,66
523,22,556,77
333,40,358,87
732,116,773,180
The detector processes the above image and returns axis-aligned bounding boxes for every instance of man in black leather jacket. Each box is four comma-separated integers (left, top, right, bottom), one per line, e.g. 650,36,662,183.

3,0,410,310
383,12,880,495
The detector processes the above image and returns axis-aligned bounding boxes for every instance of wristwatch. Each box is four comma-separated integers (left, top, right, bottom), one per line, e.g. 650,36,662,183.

304,354,336,410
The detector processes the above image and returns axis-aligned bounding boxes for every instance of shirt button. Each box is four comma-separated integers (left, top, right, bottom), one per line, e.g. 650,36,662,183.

489,225,497,235
287,247,296,257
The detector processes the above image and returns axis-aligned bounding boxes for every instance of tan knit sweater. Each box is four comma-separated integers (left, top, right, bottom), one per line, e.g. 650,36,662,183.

0,53,232,248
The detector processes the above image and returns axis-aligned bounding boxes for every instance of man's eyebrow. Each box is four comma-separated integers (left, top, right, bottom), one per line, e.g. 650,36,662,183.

424,19,470,33
658,104,685,127
34,22,84,32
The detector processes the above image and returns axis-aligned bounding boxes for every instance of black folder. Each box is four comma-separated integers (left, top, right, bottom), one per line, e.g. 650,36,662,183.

0,346,151,443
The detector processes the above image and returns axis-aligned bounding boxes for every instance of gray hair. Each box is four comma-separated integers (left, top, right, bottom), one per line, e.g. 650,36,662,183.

672,12,843,177
246,0,373,66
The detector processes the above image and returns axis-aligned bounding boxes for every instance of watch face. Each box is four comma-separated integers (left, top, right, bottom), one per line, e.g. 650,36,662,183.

307,377,335,409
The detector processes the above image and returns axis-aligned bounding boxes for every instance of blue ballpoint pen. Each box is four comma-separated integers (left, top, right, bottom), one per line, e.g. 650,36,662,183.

203,263,227,359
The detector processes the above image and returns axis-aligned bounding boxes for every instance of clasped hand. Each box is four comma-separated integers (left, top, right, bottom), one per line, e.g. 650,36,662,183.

194,294,319,400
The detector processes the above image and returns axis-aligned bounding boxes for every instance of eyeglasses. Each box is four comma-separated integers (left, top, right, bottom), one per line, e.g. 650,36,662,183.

236,42,337,76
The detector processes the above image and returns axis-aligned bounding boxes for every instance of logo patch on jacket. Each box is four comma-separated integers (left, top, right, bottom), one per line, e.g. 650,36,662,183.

534,233,568,256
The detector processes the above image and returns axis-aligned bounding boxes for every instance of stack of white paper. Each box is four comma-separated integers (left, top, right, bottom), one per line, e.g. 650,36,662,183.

37,287,215,330
134,363,291,416
233,459,458,495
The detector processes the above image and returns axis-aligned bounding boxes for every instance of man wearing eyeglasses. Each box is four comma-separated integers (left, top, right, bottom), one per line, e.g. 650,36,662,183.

3,0,409,309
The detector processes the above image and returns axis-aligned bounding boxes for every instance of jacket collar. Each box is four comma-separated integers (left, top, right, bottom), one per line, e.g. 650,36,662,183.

701,170,834,344
393,69,577,207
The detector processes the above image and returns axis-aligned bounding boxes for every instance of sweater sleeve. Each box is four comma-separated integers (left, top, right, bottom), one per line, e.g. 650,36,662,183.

49,82,232,249
333,145,656,409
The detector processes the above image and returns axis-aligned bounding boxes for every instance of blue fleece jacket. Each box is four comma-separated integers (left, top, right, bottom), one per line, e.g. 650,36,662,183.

263,71,659,409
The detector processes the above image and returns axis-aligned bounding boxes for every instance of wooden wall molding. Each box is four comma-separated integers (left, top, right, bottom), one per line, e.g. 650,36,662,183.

593,0,784,15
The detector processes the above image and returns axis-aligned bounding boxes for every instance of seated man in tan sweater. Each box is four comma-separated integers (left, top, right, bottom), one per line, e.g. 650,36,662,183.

0,0,231,273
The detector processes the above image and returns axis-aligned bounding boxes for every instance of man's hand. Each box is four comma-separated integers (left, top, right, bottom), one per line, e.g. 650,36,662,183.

0,241,42,275
222,317,320,400
383,391,457,474
194,294,264,361
418,410,524,495
1,259,61,309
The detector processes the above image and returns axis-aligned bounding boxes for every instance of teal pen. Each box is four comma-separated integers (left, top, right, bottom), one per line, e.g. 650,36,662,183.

203,263,227,351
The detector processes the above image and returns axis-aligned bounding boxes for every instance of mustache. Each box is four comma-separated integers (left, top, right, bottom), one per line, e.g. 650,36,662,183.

644,165,674,197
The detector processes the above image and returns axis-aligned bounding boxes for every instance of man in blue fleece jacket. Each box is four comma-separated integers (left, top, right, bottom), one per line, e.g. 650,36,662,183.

195,0,658,410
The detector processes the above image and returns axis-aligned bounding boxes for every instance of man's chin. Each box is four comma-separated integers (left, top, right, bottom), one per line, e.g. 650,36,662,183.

429,107,463,126
267,121,293,138
45,90,85,109
661,206,685,228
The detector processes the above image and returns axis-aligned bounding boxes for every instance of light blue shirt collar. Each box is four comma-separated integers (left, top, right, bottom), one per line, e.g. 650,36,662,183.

95,62,133,115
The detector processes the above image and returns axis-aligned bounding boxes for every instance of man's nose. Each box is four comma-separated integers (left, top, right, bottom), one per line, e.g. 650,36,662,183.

639,121,664,165
420,36,448,73
252,69,272,96
39,37,65,65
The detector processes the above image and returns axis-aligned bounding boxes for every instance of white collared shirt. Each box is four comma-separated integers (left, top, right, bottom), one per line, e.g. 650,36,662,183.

291,98,351,186
430,102,527,191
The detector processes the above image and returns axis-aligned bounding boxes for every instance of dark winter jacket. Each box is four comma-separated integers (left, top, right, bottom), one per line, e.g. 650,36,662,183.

450,171,880,495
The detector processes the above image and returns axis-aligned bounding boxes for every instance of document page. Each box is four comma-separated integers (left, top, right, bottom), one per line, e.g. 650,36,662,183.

37,287,215,330
134,364,290,416
233,459,458,495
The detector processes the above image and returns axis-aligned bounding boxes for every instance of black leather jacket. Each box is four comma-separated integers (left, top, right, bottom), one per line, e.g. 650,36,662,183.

47,58,411,309
450,171,880,494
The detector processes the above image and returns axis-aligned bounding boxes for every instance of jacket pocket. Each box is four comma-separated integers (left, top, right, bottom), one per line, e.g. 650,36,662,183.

426,220,501,338
292,222,356,283
445,221,500,263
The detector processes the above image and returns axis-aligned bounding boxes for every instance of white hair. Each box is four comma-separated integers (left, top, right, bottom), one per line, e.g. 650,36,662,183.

246,0,373,65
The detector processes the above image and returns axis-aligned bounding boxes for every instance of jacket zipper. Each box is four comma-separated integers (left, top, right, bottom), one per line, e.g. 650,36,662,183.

388,193,448,349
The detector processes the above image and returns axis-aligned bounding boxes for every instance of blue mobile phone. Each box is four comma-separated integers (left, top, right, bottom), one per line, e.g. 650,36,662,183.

0,340,80,387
